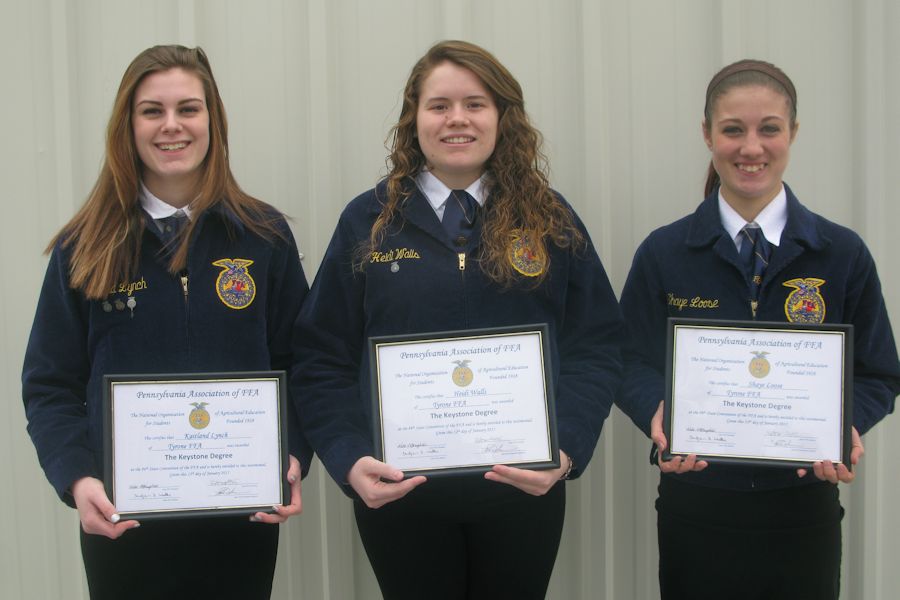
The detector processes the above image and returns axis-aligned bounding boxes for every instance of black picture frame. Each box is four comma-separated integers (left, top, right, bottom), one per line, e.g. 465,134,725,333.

369,324,559,477
103,371,289,520
664,318,853,469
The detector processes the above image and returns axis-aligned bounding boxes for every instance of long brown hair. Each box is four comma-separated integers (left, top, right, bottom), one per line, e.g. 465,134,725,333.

50,45,284,299
363,40,582,285
702,59,798,197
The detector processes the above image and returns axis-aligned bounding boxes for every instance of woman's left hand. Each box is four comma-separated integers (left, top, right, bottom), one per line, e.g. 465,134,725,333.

796,427,864,483
484,450,569,496
250,454,302,524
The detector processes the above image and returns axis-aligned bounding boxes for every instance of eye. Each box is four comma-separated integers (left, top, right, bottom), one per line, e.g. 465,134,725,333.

760,124,782,135
180,105,201,115
722,126,743,136
429,103,447,111
467,101,485,110
140,107,162,116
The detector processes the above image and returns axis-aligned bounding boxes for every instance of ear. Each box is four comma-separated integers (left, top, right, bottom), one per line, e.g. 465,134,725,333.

701,120,713,150
789,120,799,143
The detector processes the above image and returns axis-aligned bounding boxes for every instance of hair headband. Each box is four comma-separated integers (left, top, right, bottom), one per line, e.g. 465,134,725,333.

704,59,797,116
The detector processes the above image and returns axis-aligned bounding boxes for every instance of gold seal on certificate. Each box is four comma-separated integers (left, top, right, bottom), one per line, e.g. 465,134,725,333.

103,371,289,520
663,318,853,468
369,324,559,477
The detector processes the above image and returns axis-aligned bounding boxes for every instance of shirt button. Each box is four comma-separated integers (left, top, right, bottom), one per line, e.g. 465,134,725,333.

455,236,467,247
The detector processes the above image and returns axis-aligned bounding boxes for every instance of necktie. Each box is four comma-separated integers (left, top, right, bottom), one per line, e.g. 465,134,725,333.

738,225,770,300
442,190,478,247
158,210,188,247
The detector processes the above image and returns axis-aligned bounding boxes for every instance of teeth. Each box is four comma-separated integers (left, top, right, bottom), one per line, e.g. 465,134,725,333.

158,142,187,151
444,136,473,143
738,164,765,173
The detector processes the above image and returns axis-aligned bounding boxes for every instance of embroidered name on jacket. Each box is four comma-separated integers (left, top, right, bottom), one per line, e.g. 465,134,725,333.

667,293,720,311
110,277,148,296
213,258,256,309
783,278,826,323
371,248,421,263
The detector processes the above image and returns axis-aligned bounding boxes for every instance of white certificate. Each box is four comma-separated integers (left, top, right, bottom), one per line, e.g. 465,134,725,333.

370,325,559,476
103,372,287,519
665,319,852,467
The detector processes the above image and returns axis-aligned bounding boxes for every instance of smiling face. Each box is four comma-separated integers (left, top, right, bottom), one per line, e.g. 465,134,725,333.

415,61,499,189
132,68,210,206
703,84,797,217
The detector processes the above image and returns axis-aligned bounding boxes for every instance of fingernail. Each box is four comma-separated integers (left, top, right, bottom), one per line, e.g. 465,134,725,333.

110,514,121,524
249,515,260,522
131,522,140,529
288,474,297,483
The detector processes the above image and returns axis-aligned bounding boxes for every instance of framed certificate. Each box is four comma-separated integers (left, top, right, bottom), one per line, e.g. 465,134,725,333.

664,318,853,468
103,371,289,520
369,324,559,477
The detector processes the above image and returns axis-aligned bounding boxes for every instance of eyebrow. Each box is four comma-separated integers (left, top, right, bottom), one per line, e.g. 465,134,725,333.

134,97,204,107
422,94,490,103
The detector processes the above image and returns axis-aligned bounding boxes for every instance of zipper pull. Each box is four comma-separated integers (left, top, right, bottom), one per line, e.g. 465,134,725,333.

458,253,466,271
750,299,758,319
180,272,189,300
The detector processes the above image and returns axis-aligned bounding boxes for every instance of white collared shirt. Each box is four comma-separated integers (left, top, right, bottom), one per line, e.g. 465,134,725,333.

719,186,787,251
139,183,194,232
416,171,488,221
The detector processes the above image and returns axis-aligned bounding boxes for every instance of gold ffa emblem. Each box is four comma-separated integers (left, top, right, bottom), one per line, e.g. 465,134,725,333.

783,278,826,323
189,402,211,429
508,231,545,277
213,258,257,309
749,351,771,378
452,360,474,387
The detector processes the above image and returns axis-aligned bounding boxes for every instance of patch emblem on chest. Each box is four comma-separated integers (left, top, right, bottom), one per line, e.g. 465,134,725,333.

508,232,544,277
782,278,826,323
213,258,257,310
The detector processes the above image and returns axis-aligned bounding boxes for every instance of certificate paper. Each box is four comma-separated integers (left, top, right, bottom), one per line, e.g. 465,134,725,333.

664,319,852,468
103,372,288,520
370,325,559,476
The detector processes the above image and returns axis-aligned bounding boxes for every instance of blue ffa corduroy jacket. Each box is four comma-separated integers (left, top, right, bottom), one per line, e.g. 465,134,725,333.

617,184,900,491
293,182,624,494
22,205,312,506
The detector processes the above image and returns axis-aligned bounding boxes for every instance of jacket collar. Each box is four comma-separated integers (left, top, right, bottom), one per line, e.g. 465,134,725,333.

685,183,828,252
370,178,483,251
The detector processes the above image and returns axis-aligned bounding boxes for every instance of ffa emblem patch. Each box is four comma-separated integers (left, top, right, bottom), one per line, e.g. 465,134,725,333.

452,360,474,387
749,351,771,378
189,402,211,429
508,231,545,277
213,258,257,309
783,278,826,323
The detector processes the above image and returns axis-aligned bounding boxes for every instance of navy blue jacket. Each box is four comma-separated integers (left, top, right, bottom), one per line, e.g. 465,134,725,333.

22,205,312,507
617,185,900,490
293,182,624,494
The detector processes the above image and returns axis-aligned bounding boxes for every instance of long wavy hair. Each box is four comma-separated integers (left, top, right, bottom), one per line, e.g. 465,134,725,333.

50,45,284,299
702,59,798,197
362,40,582,285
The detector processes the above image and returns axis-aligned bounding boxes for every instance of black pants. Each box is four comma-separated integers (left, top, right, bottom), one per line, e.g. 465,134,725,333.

657,476,843,600
80,516,279,600
354,476,566,600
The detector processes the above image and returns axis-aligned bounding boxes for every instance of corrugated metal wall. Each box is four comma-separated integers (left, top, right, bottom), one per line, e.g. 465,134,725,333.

3,1,898,598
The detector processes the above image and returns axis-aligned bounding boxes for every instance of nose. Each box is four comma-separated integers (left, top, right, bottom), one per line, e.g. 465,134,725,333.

161,110,182,134
740,131,763,156
446,105,469,126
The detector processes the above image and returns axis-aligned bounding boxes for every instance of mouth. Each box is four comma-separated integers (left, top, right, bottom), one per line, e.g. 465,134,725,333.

156,142,190,152
442,136,475,144
737,163,766,173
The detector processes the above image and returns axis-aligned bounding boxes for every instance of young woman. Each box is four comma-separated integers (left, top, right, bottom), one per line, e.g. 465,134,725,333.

293,40,623,599
617,59,900,599
22,45,309,599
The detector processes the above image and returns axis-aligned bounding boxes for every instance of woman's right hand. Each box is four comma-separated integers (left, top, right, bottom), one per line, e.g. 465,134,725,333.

347,456,427,509
651,401,708,474
71,476,140,539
